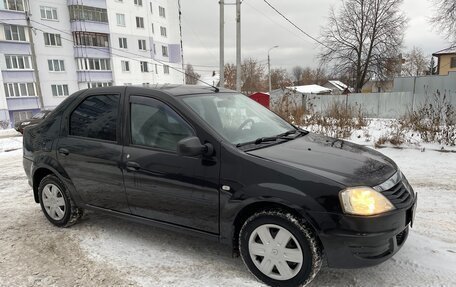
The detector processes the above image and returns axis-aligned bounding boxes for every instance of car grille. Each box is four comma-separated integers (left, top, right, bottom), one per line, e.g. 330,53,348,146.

379,181,413,209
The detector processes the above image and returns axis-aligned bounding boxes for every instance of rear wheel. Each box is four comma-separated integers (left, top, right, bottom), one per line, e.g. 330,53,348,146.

38,175,82,227
239,211,321,287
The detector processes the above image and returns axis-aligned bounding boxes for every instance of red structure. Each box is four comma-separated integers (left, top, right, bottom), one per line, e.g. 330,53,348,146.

249,92,270,109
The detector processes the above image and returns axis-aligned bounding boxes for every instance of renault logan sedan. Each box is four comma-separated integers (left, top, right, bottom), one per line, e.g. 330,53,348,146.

23,85,417,287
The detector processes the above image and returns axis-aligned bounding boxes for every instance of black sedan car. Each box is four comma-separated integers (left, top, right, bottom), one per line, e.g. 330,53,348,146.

23,85,417,287
15,110,52,134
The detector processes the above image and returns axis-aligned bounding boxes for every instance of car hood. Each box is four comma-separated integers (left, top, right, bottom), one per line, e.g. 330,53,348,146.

247,133,397,187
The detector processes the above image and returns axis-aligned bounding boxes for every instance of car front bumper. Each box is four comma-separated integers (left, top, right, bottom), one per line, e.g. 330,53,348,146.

309,195,417,269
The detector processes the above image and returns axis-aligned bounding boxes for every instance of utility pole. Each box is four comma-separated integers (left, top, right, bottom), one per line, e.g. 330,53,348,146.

268,45,278,93
219,0,224,88
236,0,241,92
26,12,44,109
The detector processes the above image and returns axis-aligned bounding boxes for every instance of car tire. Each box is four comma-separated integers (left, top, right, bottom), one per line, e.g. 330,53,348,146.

239,210,322,287
38,174,83,227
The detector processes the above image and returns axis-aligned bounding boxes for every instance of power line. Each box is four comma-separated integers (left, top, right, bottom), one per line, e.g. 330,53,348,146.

262,0,335,51
0,20,218,89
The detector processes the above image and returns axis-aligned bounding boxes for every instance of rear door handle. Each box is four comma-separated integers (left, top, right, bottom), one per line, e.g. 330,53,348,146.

58,148,69,156
126,161,141,171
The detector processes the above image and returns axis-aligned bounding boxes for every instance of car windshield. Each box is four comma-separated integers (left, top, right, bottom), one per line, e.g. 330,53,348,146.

182,93,295,145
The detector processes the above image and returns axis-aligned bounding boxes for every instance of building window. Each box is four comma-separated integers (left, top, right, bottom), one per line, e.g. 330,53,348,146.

136,17,144,28
40,6,58,20
150,2,153,13
451,57,456,68
51,84,69,96
4,25,26,42
155,64,158,74
73,32,109,47
160,26,167,37
121,60,130,72
4,82,36,97
69,6,108,23
48,59,65,72
140,61,149,72
119,37,127,49
116,13,126,26
77,58,111,71
2,0,25,11
153,44,156,55
162,45,168,57
151,23,154,34
138,39,146,51
44,33,62,46
5,55,32,70
163,65,170,74
134,0,142,6
159,6,165,18
87,82,112,88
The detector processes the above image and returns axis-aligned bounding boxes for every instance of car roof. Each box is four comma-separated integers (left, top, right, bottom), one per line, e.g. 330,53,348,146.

80,84,235,97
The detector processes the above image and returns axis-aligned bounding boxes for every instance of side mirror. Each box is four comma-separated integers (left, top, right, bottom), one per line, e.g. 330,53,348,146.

177,137,214,157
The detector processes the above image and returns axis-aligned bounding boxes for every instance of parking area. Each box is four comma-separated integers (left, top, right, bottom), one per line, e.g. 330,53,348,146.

0,142,455,287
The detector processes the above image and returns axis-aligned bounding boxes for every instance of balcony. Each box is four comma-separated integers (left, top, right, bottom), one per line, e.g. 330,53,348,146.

74,46,110,58
77,70,112,82
67,0,106,9
70,21,109,34
0,10,26,26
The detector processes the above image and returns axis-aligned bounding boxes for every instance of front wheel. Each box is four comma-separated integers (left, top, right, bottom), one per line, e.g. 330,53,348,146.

239,211,322,287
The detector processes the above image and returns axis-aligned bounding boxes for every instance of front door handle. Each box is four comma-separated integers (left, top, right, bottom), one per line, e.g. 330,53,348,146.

126,161,141,171
58,148,69,156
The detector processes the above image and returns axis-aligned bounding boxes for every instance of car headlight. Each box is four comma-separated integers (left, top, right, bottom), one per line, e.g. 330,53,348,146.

339,187,395,216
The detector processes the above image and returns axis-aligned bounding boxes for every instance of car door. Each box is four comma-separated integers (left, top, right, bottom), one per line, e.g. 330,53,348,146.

57,90,130,213
122,94,220,234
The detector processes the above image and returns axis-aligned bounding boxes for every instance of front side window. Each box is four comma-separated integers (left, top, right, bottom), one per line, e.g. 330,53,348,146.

130,98,193,151
70,95,119,141
182,93,294,145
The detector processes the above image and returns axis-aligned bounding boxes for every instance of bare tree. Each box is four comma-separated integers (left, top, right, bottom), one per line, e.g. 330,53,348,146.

269,68,293,90
431,0,456,43
241,58,266,94
224,63,237,90
185,64,200,85
301,67,329,85
402,47,428,76
292,66,303,85
320,0,407,92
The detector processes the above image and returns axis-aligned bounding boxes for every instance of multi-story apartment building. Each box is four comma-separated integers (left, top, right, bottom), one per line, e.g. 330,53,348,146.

0,0,183,126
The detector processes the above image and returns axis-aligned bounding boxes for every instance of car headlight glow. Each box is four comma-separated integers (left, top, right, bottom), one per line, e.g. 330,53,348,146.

339,187,395,216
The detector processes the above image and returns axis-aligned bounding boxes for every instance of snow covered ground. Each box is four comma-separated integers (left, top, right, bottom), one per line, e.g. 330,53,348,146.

0,131,455,286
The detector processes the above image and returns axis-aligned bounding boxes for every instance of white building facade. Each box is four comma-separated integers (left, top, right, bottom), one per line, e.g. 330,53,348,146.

0,0,183,126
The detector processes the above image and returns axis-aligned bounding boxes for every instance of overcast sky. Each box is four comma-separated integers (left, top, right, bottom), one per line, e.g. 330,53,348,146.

180,0,451,76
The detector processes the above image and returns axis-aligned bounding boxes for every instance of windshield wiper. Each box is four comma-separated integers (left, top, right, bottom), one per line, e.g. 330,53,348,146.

236,129,309,148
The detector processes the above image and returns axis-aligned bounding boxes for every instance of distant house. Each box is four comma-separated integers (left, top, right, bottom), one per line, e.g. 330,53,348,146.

322,80,352,95
432,46,456,76
270,85,332,109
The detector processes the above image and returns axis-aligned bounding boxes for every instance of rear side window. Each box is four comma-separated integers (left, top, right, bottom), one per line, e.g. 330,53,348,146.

70,95,119,141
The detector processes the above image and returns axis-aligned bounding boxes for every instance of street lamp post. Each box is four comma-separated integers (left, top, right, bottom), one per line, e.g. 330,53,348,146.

268,45,279,93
